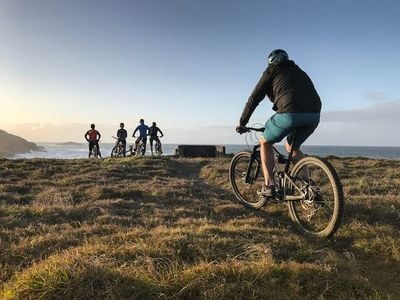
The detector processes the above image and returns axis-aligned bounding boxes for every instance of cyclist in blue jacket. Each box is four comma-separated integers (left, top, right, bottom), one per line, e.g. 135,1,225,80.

133,119,149,155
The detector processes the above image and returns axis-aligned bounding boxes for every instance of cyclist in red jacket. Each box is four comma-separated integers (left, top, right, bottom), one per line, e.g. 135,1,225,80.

84,124,102,158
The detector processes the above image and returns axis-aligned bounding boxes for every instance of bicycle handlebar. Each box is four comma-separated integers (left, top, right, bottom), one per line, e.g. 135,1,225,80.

236,126,264,134
244,127,265,133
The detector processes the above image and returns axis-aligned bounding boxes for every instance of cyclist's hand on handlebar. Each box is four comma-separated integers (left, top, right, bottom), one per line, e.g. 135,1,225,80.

236,125,248,134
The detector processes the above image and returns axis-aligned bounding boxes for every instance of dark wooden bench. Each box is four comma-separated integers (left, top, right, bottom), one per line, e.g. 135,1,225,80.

175,145,226,158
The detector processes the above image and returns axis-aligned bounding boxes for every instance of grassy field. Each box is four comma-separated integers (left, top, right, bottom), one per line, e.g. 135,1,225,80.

0,156,399,299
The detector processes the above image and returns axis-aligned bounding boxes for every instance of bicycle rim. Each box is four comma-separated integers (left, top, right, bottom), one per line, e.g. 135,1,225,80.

287,157,344,238
229,152,265,209
156,142,162,154
111,146,118,157
92,146,98,158
118,145,125,157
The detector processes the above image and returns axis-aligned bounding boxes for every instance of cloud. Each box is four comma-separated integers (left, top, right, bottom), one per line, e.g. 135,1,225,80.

364,91,394,103
312,100,400,146
322,100,400,122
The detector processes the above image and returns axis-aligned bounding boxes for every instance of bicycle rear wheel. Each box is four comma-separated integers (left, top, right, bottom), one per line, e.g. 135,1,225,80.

136,143,144,156
286,156,344,238
155,141,162,154
92,145,98,158
229,152,266,209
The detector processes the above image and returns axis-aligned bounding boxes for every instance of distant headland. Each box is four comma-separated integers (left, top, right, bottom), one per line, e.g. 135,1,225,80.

0,129,45,158
56,141,82,146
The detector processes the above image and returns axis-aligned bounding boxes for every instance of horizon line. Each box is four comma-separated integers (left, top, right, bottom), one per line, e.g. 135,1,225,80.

35,141,400,148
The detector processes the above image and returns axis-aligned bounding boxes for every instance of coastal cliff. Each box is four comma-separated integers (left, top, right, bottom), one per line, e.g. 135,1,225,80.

0,129,43,157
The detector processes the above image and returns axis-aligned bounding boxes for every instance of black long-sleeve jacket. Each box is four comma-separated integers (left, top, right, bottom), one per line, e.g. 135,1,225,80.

117,128,127,140
239,60,321,126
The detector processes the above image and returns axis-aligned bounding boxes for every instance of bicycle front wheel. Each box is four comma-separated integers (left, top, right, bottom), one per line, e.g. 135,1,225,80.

111,146,118,157
287,156,344,238
229,152,265,209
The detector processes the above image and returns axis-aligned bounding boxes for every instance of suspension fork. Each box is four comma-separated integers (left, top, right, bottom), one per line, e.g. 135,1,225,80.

245,145,261,184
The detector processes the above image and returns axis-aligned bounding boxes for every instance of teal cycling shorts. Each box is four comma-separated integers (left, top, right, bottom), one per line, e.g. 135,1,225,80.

263,112,320,149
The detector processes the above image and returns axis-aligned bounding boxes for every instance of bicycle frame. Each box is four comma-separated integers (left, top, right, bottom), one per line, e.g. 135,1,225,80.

244,130,305,201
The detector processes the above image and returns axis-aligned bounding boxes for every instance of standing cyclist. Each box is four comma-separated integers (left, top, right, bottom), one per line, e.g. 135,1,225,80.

236,49,321,197
116,122,128,157
149,122,164,155
132,119,149,155
84,123,102,158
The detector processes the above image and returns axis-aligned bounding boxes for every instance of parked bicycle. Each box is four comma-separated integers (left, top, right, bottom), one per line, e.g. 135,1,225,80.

229,127,344,238
153,136,163,155
111,136,126,157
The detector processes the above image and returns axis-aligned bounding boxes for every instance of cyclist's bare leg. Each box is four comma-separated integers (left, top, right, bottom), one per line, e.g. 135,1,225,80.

259,137,275,187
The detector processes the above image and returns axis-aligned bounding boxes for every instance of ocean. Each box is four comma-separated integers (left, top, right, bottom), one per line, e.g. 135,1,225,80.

11,142,400,160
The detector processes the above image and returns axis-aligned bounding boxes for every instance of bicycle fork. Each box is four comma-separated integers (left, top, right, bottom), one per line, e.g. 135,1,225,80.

244,148,261,184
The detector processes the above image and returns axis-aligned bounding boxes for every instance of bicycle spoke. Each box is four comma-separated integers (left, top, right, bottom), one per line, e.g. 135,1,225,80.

287,157,344,237
229,152,265,209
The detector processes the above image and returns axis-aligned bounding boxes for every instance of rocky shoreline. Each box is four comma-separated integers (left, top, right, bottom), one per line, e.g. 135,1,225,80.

0,129,45,158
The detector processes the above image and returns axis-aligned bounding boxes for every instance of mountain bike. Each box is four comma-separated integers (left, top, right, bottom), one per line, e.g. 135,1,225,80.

153,136,163,155
111,136,126,157
229,127,344,238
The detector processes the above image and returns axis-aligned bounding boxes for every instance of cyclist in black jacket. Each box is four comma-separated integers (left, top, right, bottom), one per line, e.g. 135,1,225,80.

236,49,321,197
149,122,164,154
116,122,128,156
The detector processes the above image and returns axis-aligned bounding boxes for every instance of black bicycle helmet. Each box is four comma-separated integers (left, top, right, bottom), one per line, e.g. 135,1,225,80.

268,49,289,65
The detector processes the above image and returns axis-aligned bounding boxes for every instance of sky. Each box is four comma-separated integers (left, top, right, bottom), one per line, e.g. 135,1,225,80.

0,0,399,145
